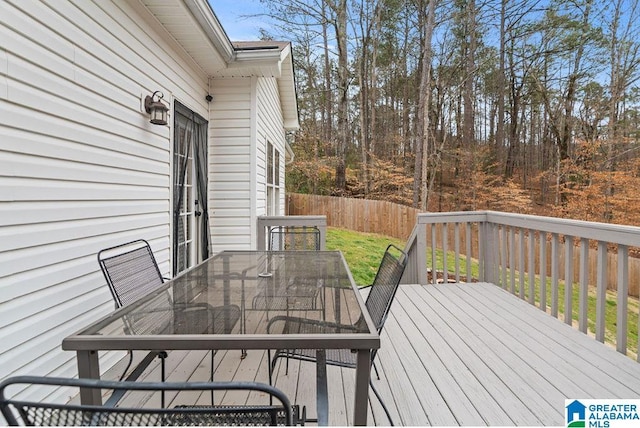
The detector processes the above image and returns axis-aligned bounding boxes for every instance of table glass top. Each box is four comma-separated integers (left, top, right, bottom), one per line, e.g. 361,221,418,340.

77,251,370,339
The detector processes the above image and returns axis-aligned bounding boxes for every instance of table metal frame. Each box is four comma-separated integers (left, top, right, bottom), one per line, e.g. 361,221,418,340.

62,250,379,426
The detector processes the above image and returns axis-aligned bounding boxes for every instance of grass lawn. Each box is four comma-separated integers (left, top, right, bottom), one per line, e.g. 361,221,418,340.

325,227,405,286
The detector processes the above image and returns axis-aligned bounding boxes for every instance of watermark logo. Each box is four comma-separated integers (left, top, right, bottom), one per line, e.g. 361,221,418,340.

566,400,640,428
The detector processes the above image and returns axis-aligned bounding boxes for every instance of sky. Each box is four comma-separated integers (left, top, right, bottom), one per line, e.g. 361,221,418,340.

209,0,270,41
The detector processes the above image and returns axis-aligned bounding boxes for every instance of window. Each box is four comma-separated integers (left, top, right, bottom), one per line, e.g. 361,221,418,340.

267,141,281,215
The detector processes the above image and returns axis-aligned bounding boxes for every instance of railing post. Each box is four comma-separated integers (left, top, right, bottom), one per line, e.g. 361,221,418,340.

257,217,267,250
483,222,497,284
417,221,428,285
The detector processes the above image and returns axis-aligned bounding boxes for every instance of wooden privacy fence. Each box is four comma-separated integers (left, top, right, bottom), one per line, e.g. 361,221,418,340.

286,193,419,241
289,193,640,299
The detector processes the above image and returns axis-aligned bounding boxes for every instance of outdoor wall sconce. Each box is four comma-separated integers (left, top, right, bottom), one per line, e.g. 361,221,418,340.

144,91,169,125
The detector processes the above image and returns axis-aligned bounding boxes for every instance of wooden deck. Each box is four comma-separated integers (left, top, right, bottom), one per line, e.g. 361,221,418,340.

109,283,640,426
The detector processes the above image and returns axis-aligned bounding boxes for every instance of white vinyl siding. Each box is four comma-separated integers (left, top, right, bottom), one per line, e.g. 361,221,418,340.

0,0,209,402
256,77,287,216
208,78,253,251
207,76,287,251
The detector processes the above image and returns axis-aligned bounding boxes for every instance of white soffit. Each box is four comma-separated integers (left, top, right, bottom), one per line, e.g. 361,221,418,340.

141,0,231,74
139,0,299,129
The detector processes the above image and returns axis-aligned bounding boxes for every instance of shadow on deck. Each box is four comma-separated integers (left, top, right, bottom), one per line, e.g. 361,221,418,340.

109,283,640,426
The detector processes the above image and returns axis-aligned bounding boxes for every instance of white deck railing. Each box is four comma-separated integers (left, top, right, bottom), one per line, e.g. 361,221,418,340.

401,210,640,360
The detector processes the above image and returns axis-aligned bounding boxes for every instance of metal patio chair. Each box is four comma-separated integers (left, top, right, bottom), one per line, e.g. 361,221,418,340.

269,226,321,251
252,226,323,314
0,376,300,426
266,244,407,426
97,240,241,405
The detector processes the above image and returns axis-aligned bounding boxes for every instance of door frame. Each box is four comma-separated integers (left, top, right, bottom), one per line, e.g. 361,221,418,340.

172,101,210,275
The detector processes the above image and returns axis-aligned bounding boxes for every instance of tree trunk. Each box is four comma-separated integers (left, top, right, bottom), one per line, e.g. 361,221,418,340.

331,0,349,191
418,0,438,211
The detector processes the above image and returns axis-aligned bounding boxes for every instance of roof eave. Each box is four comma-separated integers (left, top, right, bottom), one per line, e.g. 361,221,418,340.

183,0,235,63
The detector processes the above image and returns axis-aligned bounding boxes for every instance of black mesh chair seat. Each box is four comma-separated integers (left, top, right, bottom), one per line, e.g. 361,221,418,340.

267,244,408,426
97,240,241,406
0,376,298,426
173,404,302,426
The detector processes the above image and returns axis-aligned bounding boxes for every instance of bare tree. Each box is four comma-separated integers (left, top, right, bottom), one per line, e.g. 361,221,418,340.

416,0,438,210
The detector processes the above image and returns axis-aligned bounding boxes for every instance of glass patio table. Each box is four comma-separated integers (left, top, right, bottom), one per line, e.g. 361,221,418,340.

62,250,379,426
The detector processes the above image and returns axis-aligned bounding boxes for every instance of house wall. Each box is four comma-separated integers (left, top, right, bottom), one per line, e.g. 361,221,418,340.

256,77,287,216
0,0,210,404
208,78,253,251
208,76,287,251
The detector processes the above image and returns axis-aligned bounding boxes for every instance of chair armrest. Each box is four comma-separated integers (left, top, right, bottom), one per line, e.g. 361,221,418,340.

266,315,359,334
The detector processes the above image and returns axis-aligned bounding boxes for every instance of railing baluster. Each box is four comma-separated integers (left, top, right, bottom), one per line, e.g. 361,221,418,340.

492,223,500,285
564,235,574,326
540,231,547,311
443,223,449,284
528,229,535,305
510,227,516,294
479,222,485,281
466,222,472,282
500,225,508,289
579,238,589,333
617,245,629,355
519,229,525,300
596,241,607,342
454,223,460,283
551,233,559,318
431,224,437,285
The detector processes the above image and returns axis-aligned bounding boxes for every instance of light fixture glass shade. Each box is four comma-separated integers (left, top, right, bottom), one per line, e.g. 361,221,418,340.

145,92,169,125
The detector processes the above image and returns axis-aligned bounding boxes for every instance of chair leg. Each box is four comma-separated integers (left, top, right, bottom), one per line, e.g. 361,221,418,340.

158,351,168,409
118,351,134,381
370,379,394,426
267,350,273,386
210,350,215,405
267,349,274,406
373,361,380,380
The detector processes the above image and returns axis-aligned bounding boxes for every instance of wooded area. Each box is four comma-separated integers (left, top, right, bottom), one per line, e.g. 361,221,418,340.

256,0,640,226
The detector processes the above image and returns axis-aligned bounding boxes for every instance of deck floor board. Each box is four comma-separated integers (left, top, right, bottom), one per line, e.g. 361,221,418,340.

462,283,640,396
108,282,640,426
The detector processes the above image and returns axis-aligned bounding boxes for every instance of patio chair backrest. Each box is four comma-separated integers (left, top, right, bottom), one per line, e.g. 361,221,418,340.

269,226,321,251
365,244,407,333
0,376,295,426
98,239,165,308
